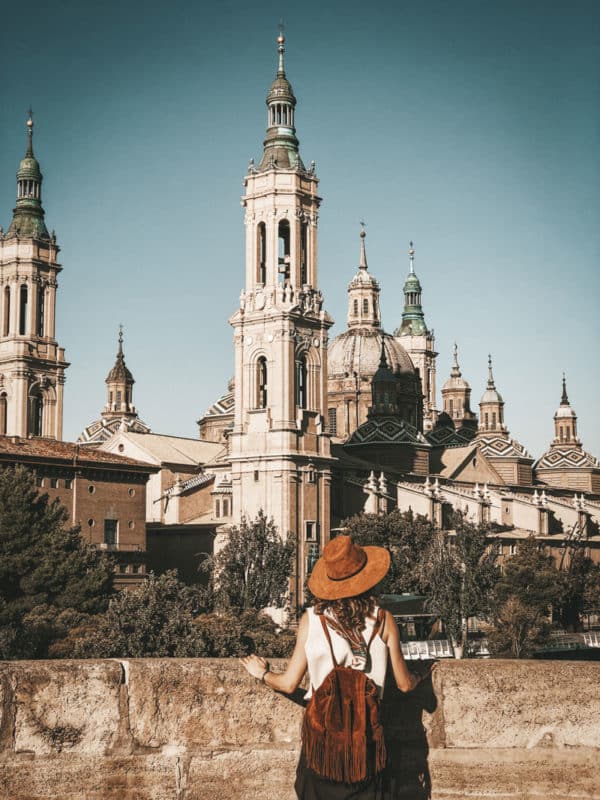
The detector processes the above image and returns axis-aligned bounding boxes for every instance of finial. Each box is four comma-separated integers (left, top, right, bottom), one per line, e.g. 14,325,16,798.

561,372,569,405
359,221,368,269
26,107,34,157
118,324,124,355
277,21,286,77
451,342,461,377
487,354,495,388
379,338,389,369
409,241,415,274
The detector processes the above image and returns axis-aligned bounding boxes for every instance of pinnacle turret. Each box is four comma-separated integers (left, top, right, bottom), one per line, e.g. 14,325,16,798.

395,242,429,337
257,32,304,171
6,112,49,240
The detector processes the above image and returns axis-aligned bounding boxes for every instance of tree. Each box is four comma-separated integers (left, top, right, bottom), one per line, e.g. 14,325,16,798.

487,597,552,658
488,536,558,657
342,509,435,595
555,534,600,632
493,536,558,614
53,570,207,658
419,513,499,649
0,466,114,659
201,511,294,611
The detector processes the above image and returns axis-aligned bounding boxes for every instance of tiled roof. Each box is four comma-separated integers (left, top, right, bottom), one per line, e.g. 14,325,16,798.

535,445,600,470
0,435,155,470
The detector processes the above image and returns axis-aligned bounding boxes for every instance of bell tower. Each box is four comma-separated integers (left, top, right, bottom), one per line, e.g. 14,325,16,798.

0,113,68,439
229,33,334,606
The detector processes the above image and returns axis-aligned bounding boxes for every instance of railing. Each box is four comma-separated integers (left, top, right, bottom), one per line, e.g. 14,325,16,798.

97,543,142,552
401,640,454,660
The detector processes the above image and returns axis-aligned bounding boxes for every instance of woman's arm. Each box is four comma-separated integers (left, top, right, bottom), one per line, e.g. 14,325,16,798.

240,611,309,694
381,610,427,692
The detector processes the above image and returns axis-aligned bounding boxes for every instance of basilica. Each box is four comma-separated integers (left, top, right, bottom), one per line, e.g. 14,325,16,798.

1,36,599,604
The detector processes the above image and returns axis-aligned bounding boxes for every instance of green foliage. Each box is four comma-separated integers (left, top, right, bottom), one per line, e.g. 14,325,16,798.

57,572,296,659
194,609,296,657
0,466,114,659
201,510,294,611
341,508,435,595
419,513,499,647
54,571,206,658
494,536,558,615
555,543,600,631
487,597,552,658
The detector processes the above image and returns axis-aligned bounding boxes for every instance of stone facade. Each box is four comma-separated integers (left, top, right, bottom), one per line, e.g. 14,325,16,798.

0,659,598,799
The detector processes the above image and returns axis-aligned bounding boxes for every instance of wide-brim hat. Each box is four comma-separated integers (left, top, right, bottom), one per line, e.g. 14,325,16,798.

308,534,391,601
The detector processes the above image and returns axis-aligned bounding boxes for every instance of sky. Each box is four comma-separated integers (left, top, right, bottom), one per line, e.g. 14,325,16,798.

0,0,598,458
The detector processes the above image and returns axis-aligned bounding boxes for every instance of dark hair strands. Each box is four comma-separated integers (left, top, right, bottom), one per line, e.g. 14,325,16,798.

313,592,376,637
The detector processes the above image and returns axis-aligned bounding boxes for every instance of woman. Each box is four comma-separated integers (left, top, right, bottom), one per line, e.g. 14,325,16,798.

241,534,433,799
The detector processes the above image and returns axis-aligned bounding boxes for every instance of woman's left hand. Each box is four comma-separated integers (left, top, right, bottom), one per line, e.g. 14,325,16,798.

240,654,269,680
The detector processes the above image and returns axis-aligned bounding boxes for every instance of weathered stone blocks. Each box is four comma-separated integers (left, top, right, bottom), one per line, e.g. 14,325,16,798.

0,658,598,800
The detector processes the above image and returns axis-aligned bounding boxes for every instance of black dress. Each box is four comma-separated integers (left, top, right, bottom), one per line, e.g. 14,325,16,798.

295,750,387,800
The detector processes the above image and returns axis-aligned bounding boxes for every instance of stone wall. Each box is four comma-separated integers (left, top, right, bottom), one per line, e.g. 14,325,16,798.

0,659,598,800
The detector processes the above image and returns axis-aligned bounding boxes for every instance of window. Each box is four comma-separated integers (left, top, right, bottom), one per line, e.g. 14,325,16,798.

87,518,95,528
215,499,221,519
3,286,10,337
492,412,497,430
19,284,28,336
64,478,72,490
305,521,318,541
222,498,229,517
128,487,136,497
306,541,320,575
254,470,259,482
37,286,45,336
306,465,316,483
353,299,358,316
257,357,268,408
328,408,337,436
30,391,43,436
104,519,118,546
277,220,290,283
300,222,308,284
363,298,368,314
296,356,307,409
257,222,266,284
116,390,122,405
484,412,489,428
50,478,58,488
35,475,44,488
88,484,96,494
449,399,454,417
509,544,517,556
0,392,6,435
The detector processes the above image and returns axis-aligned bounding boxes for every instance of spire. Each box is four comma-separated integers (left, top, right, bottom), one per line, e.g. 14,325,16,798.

359,222,368,270
257,31,303,171
104,326,136,419
395,241,429,336
106,325,134,387
451,343,461,377
561,373,569,405
277,22,286,77
6,112,49,240
347,224,381,328
487,354,495,389
26,108,34,157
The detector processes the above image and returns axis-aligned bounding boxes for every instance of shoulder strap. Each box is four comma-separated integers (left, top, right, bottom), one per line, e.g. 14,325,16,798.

318,614,338,667
366,607,386,654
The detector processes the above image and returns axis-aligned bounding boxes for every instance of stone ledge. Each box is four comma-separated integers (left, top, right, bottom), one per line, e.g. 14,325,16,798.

0,659,598,799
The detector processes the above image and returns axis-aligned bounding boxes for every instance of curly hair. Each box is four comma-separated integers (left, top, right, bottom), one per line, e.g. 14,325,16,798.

313,592,376,638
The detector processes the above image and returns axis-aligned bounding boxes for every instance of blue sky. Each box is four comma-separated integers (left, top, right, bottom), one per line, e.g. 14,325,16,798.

1,0,598,458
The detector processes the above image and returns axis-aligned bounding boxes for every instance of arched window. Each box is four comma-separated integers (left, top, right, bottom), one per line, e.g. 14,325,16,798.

484,413,489,429
277,220,290,283
492,412,497,430
19,284,28,336
257,357,268,408
363,298,368,314
257,223,267,284
3,286,10,337
0,393,7,435
449,399,454,417
353,299,358,316
30,390,43,436
37,286,45,336
566,427,570,442
296,356,307,409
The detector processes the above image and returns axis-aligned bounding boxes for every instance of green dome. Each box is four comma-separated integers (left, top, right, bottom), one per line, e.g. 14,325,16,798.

267,75,296,105
403,272,422,292
17,156,42,181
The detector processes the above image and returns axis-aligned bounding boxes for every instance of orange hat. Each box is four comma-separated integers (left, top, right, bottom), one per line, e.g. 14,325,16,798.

308,535,391,601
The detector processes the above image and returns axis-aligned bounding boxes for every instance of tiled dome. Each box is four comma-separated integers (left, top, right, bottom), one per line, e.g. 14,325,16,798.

328,328,414,379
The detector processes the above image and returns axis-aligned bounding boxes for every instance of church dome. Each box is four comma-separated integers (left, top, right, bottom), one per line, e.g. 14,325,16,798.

480,386,503,404
328,328,414,379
